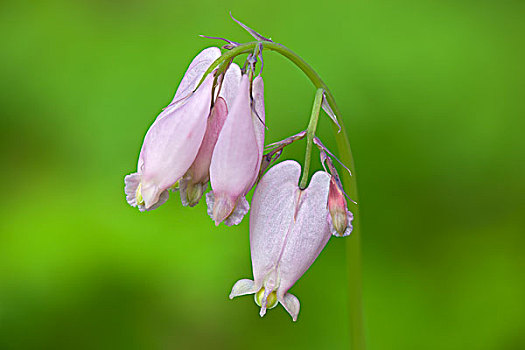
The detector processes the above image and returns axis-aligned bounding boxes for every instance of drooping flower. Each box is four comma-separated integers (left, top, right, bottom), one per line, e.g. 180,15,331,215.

179,63,242,207
206,74,265,225
229,160,332,321
124,47,222,211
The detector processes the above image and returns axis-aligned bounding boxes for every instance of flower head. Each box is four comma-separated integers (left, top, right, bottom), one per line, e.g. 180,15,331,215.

206,74,265,225
125,47,238,211
229,160,332,321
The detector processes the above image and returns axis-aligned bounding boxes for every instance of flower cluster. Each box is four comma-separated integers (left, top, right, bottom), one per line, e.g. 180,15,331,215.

124,20,355,321
125,47,263,226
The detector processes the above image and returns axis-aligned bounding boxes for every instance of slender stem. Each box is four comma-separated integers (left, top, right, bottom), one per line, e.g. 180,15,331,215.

204,40,365,349
299,88,324,189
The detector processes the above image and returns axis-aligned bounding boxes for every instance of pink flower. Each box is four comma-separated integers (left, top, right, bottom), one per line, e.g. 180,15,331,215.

124,47,223,211
206,74,265,225
229,160,332,321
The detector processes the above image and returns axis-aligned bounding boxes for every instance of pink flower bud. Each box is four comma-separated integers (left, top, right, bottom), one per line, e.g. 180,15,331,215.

328,176,354,237
124,47,221,211
229,160,332,321
206,74,265,225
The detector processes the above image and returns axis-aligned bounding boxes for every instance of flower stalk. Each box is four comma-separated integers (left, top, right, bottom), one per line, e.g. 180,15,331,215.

299,87,323,189
202,39,365,350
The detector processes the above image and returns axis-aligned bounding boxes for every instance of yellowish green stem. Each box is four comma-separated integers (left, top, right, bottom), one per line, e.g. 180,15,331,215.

299,88,324,189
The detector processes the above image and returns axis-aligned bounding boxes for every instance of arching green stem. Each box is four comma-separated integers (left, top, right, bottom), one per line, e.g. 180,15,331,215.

204,41,365,350
299,88,323,189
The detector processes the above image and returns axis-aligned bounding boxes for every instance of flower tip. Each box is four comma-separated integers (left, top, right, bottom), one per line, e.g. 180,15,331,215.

329,210,354,237
332,210,348,236
280,293,300,322
180,180,205,207
212,194,234,225
140,182,159,210
124,173,141,207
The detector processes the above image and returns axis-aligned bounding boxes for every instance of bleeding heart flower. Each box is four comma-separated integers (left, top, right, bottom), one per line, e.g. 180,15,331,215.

124,47,222,211
229,160,332,321
206,74,265,225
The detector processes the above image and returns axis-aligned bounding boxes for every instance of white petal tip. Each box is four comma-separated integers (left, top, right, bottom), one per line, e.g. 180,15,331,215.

280,293,300,322
124,173,141,207
207,192,250,226
224,196,250,226
206,192,234,225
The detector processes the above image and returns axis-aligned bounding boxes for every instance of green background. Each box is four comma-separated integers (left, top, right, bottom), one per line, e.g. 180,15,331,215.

1,0,524,349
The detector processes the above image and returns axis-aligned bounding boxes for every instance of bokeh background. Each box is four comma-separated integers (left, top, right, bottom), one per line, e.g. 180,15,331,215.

1,0,524,349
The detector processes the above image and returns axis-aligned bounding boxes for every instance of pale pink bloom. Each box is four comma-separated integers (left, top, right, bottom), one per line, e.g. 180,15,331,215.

328,176,353,237
229,160,332,321
124,47,222,211
179,63,242,206
206,74,265,225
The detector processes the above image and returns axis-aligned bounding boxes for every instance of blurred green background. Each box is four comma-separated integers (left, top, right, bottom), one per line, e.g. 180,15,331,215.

1,0,524,349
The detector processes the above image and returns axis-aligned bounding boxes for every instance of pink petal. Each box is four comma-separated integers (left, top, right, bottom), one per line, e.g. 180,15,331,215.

185,97,228,186
277,169,332,295
249,160,302,285
171,47,221,108
219,63,241,109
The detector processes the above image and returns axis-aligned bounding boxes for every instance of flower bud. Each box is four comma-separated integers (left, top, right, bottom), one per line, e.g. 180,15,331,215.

328,176,353,237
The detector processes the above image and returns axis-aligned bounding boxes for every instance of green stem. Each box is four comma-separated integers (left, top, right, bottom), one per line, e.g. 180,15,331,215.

299,88,324,189
205,40,365,350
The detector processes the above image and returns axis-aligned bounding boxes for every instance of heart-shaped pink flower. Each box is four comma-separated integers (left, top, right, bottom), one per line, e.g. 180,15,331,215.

229,160,332,321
